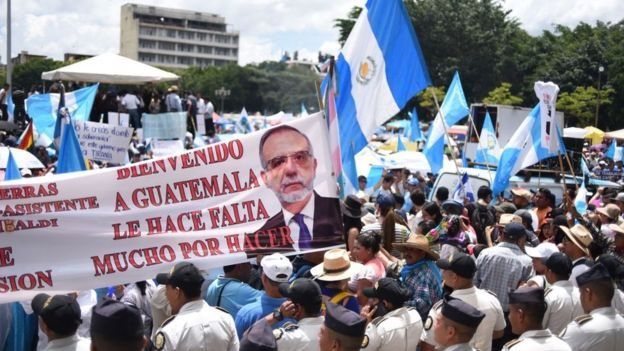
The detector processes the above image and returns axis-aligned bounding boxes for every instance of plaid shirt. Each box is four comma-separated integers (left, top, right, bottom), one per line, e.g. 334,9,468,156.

402,261,443,320
474,242,534,311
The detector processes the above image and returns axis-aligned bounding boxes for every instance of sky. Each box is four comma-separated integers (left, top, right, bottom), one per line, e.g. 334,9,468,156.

0,0,621,66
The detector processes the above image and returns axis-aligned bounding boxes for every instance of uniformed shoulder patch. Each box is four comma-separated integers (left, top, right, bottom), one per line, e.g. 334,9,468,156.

154,331,166,351
160,315,176,328
486,290,498,297
361,334,370,348
544,287,552,297
432,299,444,311
283,322,299,331
273,328,284,340
424,315,433,331
214,306,229,315
574,314,593,325
559,326,567,338
503,338,522,349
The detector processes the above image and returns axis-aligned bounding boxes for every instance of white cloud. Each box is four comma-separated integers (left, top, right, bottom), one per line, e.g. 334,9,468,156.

0,0,620,66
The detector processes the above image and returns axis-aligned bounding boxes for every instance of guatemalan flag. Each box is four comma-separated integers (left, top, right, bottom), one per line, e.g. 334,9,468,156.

574,158,589,215
452,172,475,203
475,111,501,165
605,139,623,162
334,0,431,194
27,83,99,144
423,71,470,174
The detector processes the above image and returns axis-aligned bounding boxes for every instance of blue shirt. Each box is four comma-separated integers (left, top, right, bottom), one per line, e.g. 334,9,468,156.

205,276,263,319
234,293,292,339
321,287,360,313
402,192,413,212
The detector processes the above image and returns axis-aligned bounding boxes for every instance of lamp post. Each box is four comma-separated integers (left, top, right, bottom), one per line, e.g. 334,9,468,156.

595,65,604,126
214,87,231,115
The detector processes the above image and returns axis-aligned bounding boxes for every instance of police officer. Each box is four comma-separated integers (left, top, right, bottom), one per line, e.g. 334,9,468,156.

360,277,422,351
240,318,277,351
264,278,323,351
90,299,145,351
542,252,581,334
421,253,505,351
31,293,90,351
318,302,366,351
560,263,624,350
503,286,571,350
432,297,485,351
152,262,238,351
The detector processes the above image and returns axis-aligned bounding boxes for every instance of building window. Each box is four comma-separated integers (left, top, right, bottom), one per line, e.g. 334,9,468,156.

139,39,156,49
178,43,195,52
158,41,176,51
197,45,213,54
197,33,207,41
139,53,156,62
166,29,176,38
177,56,192,65
139,26,157,36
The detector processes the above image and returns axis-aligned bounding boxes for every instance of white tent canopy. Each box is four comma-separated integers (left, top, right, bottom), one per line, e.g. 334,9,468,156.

563,127,589,139
605,129,624,140
41,53,179,84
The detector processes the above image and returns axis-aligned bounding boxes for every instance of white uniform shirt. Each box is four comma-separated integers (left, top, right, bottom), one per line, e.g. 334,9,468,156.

150,285,172,339
543,282,576,334
611,288,624,314
153,300,238,351
273,316,323,351
122,94,141,110
502,329,571,351
560,307,624,351
363,307,422,351
550,280,583,318
444,343,478,351
44,335,90,351
421,287,505,351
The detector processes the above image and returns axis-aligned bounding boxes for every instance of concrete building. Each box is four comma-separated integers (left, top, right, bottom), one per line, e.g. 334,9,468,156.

11,51,48,65
64,53,94,63
120,3,239,69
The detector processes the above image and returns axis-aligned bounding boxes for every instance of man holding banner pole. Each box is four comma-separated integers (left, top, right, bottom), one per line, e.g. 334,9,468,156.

245,125,343,256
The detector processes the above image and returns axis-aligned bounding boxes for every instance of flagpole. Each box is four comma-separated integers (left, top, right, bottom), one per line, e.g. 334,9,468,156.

467,111,493,183
557,152,570,211
564,152,580,191
429,87,463,184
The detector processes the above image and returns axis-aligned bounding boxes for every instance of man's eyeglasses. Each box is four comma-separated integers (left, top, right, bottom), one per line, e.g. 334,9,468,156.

266,151,312,170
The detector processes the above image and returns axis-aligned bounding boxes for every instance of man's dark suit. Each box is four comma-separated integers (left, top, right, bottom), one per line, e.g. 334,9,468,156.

244,191,344,256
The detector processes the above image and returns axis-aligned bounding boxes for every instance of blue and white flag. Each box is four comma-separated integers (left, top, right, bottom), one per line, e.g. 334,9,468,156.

56,121,87,174
492,104,566,196
575,158,589,215
237,107,252,134
605,139,623,162
335,0,431,193
475,111,500,165
423,71,470,174
396,134,406,152
27,84,99,143
452,173,475,203
407,108,423,142
6,91,14,122
301,102,309,118
3,149,22,181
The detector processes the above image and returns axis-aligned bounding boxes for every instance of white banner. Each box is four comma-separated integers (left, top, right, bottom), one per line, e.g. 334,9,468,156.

0,113,343,303
108,112,130,127
151,139,185,158
74,121,134,164
534,81,560,153
142,112,187,140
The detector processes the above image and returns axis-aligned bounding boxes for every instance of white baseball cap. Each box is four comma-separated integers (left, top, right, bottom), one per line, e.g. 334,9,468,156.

525,242,559,260
261,253,293,283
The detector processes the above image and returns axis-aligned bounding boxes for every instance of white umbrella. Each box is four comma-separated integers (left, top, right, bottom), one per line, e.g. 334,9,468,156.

563,127,589,139
0,147,45,169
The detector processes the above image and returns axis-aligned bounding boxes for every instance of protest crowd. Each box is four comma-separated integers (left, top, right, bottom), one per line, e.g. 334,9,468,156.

3,1,624,351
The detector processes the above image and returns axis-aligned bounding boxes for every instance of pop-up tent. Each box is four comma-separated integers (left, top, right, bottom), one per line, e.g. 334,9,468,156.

41,53,179,84
606,128,624,140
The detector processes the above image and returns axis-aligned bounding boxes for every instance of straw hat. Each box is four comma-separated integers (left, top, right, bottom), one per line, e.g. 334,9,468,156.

498,213,522,226
510,188,532,201
393,234,439,261
560,224,593,256
310,249,364,281
596,204,620,220
168,85,178,92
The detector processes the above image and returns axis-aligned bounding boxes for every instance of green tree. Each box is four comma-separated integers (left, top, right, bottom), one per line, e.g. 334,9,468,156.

11,58,65,90
334,7,362,46
557,86,615,126
417,86,446,120
483,83,523,106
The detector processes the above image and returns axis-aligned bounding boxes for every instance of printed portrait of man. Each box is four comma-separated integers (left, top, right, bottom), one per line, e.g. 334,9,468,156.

244,125,343,256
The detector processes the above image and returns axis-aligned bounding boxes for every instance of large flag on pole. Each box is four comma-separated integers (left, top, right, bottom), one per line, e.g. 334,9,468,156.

574,158,589,215
396,134,407,152
56,121,87,174
237,107,252,134
492,103,566,196
475,111,500,165
423,71,470,174
334,0,431,193
27,83,99,143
